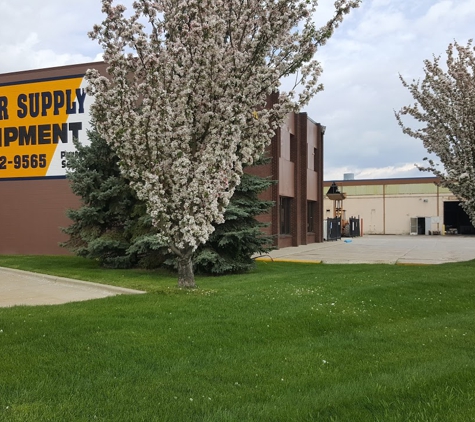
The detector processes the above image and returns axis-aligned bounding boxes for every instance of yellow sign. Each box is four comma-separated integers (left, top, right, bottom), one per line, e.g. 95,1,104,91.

0,75,91,179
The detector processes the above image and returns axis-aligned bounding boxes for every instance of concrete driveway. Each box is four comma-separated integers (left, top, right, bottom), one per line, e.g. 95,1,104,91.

257,235,475,265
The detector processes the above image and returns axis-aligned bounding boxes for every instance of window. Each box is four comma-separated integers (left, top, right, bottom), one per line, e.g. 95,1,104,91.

280,197,291,235
307,201,316,233
290,134,296,162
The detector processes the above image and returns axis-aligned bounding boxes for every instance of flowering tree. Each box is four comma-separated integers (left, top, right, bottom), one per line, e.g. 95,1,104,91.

87,0,360,288
396,40,475,228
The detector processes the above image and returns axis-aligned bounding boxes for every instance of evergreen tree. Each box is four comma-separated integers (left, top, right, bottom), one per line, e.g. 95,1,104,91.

193,170,275,274
62,129,164,269
63,130,274,274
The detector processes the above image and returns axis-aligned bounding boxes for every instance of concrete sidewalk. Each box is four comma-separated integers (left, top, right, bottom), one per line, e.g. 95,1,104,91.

0,267,145,308
256,235,475,265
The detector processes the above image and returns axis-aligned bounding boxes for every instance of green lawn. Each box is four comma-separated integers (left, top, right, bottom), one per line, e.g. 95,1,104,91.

1,256,475,421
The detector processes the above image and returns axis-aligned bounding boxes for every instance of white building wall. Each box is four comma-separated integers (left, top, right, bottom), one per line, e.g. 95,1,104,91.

323,179,454,235
384,194,441,234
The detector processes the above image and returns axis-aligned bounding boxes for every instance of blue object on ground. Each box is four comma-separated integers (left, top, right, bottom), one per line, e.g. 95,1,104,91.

344,239,352,243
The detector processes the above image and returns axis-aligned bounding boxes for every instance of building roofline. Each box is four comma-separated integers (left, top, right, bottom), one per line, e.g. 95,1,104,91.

323,176,441,186
0,61,106,78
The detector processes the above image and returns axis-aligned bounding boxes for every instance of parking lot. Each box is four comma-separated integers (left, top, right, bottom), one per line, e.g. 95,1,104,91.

257,235,475,265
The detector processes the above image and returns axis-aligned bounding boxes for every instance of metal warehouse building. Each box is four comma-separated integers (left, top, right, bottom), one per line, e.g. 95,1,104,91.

323,177,474,236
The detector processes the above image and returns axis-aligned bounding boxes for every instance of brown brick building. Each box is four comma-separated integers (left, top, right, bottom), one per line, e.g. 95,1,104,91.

247,112,325,248
0,62,324,255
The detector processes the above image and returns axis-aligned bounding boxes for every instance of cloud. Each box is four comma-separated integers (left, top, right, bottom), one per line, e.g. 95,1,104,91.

325,162,428,181
0,32,94,73
304,0,475,179
1,0,474,181
0,0,122,73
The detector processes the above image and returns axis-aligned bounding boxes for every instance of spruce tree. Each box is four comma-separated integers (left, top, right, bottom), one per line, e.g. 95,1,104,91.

193,170,275,274
62,129,164,269
63,130,274,274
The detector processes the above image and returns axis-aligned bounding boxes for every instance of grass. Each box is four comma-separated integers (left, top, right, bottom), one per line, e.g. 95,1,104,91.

1,256,475,421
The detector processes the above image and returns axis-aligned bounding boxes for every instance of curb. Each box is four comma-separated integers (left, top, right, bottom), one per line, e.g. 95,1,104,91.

255,257,322,264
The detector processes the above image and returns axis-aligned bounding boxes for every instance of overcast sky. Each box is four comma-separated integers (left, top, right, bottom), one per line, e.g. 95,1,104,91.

1,0,474,180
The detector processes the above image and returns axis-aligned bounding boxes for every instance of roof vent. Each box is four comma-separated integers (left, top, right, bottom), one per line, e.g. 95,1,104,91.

344,173,355,180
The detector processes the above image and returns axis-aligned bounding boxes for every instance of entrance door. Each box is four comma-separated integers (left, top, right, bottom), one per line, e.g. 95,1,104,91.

417,217,426,235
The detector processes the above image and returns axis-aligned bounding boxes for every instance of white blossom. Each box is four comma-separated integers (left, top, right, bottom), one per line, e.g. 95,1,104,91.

396,40,475,227
87,0,360,286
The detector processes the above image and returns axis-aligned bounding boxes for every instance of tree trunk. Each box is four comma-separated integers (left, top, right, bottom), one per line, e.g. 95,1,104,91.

177,253,196,288
169,245,196,288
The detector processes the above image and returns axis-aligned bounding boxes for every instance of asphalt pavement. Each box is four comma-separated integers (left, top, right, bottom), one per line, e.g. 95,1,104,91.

1,235,475,308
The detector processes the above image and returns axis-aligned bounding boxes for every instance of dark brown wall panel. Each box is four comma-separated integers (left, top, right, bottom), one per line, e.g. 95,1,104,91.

0,179,79,255
0,62,108,84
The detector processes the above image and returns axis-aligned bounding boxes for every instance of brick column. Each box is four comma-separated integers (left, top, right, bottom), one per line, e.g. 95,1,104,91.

315,124,325,243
